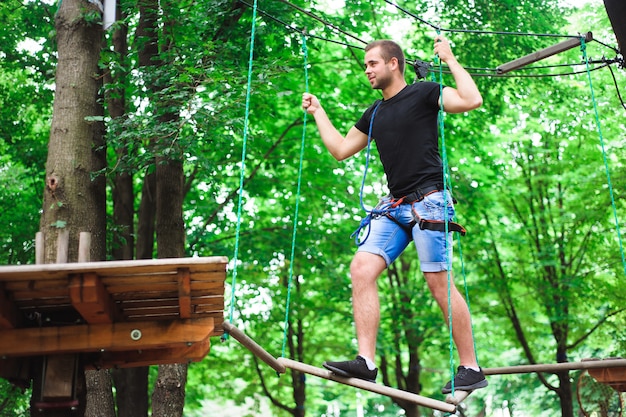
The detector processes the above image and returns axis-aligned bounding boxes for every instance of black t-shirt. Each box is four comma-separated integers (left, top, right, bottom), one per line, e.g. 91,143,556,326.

354,81,443,197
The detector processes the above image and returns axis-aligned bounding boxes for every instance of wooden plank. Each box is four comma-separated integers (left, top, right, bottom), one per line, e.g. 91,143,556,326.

0,257,228,282
178,268,191,319
12,289,71,301
194,304,225,314
497,32,592,74
123,312,224,323
69,272,116,324
42,354,77,401
97,271,226,285
106,279,224,294
483,358,626,375
7,278,223,299
222,322,286,374
15,299,71,309
106,284,176,294
121,299,225,316
5,279,70,291
124,307,180,318
88,338,212,369
120,298,179,308
277,358,456,413
0,317,216,357
0,284,20,329
189,271,230,282
101,274,178,286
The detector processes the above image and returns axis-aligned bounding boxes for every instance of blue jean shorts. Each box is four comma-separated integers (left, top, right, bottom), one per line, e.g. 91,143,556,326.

356,191,456,272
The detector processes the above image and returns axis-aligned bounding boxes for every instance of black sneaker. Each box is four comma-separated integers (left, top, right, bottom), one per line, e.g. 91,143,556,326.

323,355,378,382
441,366,488,394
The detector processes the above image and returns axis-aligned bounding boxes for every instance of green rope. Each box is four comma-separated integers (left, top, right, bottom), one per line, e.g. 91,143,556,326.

433,32,480,401
224,0,259,340
280,33,309,358
432,32,457,397
581,37,626,277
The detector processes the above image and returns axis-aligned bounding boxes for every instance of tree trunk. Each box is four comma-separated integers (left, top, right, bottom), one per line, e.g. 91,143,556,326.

40,0,106,262
85,370,116,417
107,11,135,262
137,170,157,259
557,371,574,417
152,156,187,416
151,364,188,417
111,367,150,417
38,1,109,416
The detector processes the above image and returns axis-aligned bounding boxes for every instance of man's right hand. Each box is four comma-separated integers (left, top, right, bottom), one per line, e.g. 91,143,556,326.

302,93,321,115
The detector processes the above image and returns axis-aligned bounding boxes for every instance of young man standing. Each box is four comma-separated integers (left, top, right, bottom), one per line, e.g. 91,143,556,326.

301,35,487,394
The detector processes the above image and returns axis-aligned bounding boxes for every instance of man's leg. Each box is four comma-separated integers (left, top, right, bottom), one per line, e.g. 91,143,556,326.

323,252,386,381
351,252,387,361
424,271,477,367
425,270,487,393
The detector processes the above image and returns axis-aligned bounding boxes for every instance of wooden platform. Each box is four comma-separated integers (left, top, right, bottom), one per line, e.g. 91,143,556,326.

0,256,227,370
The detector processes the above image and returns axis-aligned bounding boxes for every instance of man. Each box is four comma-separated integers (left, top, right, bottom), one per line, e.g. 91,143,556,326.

301,35,487,394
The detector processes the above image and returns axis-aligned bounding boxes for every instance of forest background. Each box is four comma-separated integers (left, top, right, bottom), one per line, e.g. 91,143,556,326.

0,0,625,416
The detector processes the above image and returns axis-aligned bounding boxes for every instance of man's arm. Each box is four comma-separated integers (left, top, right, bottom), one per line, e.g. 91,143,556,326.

433,36,483,114
302,93,369,161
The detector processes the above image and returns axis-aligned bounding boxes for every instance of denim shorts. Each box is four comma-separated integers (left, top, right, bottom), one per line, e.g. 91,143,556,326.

356,191,456,272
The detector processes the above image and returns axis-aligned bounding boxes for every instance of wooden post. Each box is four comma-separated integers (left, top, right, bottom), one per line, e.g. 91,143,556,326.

56,229,70,264
35,232,44,265
78,232,91,263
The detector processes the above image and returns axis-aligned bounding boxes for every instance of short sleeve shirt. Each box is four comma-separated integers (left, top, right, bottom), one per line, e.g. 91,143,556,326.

354,82,443,197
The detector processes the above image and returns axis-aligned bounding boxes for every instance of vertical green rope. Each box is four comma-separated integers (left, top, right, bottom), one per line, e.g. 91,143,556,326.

224,0,259,339
581,37,626,277
434,32,479,403
432,28,457,397
280,33,309,358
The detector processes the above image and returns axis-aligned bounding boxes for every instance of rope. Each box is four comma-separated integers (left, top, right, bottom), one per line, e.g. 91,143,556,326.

223,0,259,341
581,37,626,277
433,31,480,401
238,1,621,80
431,28,459,400
383,0,582,40
351,102,382,245
280,33,309,358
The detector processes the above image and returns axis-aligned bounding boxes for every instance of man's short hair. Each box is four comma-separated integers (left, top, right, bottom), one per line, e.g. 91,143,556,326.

365,40,405,74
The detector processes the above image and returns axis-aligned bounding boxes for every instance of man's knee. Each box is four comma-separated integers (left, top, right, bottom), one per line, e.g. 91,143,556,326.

350,252,386,280
424,271,454,298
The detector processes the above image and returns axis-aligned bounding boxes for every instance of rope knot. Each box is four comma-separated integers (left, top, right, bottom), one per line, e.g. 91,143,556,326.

351,207,389,246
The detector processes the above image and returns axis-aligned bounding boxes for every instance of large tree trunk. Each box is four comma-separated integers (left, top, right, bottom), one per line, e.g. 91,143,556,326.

40,0,106,261
38,1,109,416
152,140,186,416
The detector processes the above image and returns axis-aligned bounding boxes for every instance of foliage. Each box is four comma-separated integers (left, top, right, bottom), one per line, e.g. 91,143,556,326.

0,380,28,417
1,0,625,416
